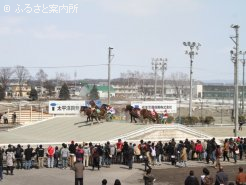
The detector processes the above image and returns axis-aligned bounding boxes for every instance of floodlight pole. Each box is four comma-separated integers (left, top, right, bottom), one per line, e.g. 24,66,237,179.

230,24,239,137
108,47,113,105
240,51,246,114
161,60,168,101
183,42,201,118
152,58,159,101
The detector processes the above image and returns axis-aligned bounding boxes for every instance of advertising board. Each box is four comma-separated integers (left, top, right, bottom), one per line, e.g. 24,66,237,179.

131,101,177,113
49,101,85,114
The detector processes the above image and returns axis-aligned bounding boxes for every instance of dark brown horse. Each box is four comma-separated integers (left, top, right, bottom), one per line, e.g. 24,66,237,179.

140,109,159,124
80,106,99,123
125,105,141,123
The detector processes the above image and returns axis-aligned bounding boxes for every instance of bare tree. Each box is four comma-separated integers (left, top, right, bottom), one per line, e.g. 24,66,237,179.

0,67,13,91
15,65,30,97
56,72,70,86
36,69,48,97
169,72,189,98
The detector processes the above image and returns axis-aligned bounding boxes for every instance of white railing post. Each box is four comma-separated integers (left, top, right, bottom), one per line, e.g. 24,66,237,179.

30,105,32,123
19,104,21,124
41,108,43,120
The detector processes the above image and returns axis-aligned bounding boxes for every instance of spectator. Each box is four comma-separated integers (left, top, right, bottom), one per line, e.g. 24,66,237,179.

233,142,239,163
3,112,8,124
215,166,228,185
12,112,17,124
24,144,33,170
47,145,55,168
116,139,123,164
143,168,155,185
133,143,141,163
69,141,76,168
104,141,111,168
0,113,2,123
37,145,45,168
150,143,157,166
114,179,121,185
201,167,213,185
238,140,244,160
92,146,100,170
83,143,90,167
184,170,199,185
215,145,222,169
102,179,107,185
76,144,84,164
6,148,15,175
54,146,60,168
180,145,187,167
73,158,85,185
0,147,3,181
156,141,163,165
15,144,24,169
223,139,230,162
195,140,203,161
61,143,69,169
127,143,134,169
235,167,246,185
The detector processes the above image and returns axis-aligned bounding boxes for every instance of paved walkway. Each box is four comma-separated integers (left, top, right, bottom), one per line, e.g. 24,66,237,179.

1,160,246,185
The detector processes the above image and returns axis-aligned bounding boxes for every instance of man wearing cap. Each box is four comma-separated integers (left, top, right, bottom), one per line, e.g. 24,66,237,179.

73,158,85,185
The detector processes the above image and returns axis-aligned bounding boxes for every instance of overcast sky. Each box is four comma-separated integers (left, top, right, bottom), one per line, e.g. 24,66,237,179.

0,0,245,82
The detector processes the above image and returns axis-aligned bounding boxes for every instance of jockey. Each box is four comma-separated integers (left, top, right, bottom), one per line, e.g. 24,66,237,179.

163,110,168,118
151,109,157,116
107,106,115,115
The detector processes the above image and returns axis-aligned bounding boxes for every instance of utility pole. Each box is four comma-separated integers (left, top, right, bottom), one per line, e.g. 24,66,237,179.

161,59,168,101
240,51,246,114
183,42,201,117
108,47,113,105
230,24,239,137
152,58,160,101
152,58,167,101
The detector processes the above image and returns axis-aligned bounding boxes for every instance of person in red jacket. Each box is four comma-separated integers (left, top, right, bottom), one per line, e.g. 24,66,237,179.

116,139,123,164
195,140,203,161
47,145,55,168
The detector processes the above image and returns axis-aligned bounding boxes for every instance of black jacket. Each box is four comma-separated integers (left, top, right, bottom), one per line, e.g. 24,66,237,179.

0,150,3,166
24,148,33,160
184,176,199,185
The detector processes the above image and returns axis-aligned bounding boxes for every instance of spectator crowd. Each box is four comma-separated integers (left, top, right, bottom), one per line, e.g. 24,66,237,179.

1,136,246,184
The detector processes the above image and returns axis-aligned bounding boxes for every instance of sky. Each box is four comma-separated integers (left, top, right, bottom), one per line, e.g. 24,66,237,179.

0,0,245,82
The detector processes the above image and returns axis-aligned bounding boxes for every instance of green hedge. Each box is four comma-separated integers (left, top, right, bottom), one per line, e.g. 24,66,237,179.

176,116,215,125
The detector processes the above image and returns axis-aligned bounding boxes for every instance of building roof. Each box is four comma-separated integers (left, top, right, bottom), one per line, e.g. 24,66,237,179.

84,84,115,93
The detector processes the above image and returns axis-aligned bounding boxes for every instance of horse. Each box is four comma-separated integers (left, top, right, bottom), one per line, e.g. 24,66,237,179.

80,106,99,123
125,105,141,123
140,109,159,124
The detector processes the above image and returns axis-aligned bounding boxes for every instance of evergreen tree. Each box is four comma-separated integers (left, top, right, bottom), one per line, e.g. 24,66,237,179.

29,86,38,101
0,85,5,100
89,84,99,100
59,83,70,100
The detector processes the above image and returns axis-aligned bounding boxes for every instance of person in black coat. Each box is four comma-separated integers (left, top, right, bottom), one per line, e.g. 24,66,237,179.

184,170,199,185
15,144,24,169
127,143,134,169
0,147,3,181
24,144,33,170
